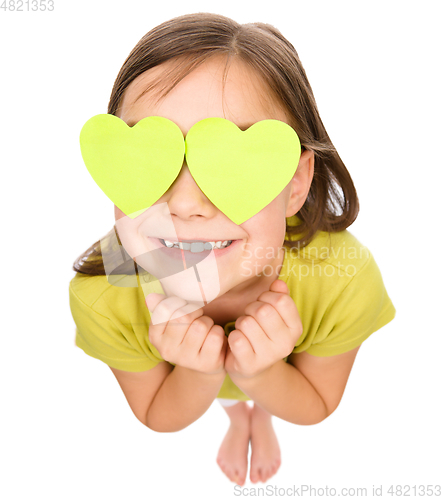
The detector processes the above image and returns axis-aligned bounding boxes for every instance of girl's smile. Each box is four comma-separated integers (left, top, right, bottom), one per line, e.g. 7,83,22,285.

114,55,314,302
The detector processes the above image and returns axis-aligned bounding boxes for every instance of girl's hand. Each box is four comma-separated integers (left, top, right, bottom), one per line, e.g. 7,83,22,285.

146,294,228,376
225,279,302,379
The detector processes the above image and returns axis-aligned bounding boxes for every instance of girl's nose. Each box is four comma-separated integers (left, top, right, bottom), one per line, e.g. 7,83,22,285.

159,163,218,220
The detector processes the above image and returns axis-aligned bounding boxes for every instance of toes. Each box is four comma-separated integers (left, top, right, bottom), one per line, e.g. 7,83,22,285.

216,458,227,474
268,461,279,478
226,467,246,486
218,460,246,486
228,469,237,483
250,467,260,483
260,467,270,482
250,463,278,483
233,471,246,486
216,457,230,478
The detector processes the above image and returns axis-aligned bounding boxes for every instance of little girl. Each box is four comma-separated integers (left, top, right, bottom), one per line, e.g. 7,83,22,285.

70,13,396,486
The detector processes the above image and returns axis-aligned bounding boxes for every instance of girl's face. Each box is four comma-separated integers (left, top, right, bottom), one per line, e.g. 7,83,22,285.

114,56,313,302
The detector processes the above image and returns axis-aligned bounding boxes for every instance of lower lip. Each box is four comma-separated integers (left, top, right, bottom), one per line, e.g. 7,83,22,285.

149,238,242,259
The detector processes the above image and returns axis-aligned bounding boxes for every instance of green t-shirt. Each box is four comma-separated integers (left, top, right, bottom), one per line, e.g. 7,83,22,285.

69,220,396,401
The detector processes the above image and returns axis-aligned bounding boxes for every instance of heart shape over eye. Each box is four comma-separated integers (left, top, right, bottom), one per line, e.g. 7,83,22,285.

80,115,301,223
80,114,185,217
185,118,301,224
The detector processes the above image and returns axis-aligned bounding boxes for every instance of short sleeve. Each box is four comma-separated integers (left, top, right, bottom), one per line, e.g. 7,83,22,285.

305,253,396,357
69,282,161,372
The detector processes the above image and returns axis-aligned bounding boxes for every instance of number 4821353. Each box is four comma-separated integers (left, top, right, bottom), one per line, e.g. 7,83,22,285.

1,0,55,11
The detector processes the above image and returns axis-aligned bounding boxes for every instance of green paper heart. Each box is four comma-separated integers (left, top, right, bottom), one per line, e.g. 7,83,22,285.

80,115,301,223
80,114,185,217
185,118,301,224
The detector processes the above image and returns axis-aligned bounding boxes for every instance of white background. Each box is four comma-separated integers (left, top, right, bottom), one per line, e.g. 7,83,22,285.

1,1,442,499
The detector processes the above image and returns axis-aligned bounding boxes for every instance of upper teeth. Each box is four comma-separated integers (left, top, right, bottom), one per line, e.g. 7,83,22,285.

161,239,232,252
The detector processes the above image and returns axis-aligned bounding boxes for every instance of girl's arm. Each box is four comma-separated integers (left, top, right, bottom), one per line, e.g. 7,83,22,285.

110,293,228,432
110,363,225,432
224,279,361,424
228,345,360,425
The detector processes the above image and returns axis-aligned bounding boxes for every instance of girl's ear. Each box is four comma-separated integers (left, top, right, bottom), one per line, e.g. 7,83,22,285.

285,149,315,217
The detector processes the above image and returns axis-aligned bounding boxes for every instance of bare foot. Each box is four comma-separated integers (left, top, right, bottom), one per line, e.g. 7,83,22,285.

216,402,251,486
249,403,281,483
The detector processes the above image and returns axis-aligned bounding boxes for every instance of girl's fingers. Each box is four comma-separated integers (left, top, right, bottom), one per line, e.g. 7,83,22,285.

234,315,267,350
169,302,203,322
148,297,204,353
145,294,235,373
180,315,215,352
145,293,168,315
147,295,186,325
199,325,227,371
255,291,300,331
244,296,299,345
147,295,190,344
164,304,205,348
228,329,254,360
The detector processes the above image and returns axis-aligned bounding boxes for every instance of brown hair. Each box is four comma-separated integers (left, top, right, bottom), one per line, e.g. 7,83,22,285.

73,12,359,275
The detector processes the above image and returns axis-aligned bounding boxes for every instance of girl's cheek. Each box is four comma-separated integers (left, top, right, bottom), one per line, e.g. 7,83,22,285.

115,218,145,259
114,205,126,221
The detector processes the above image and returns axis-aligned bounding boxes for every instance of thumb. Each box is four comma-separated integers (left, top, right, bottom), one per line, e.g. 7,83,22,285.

270,279,289,294
145,293,166,313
